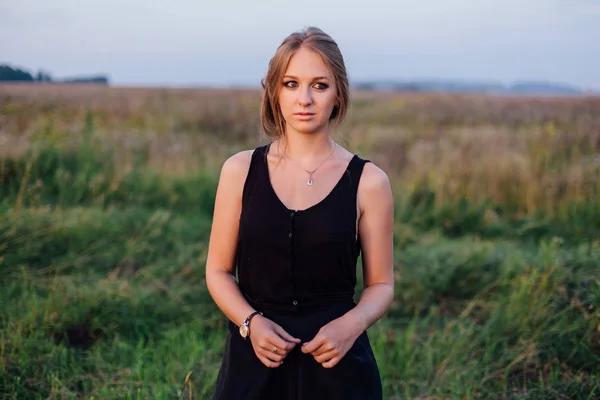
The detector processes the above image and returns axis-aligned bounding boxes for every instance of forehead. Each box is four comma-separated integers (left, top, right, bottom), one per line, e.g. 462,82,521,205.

284,46,332,79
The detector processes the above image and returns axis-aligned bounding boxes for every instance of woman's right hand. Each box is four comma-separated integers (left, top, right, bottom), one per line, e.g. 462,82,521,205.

249,315,301,368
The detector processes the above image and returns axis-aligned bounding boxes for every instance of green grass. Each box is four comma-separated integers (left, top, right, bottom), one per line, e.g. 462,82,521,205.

1,87,600,399
1,142,599,399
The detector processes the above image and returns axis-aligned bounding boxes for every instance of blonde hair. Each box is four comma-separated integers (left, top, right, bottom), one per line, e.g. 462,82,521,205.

260,26,350,139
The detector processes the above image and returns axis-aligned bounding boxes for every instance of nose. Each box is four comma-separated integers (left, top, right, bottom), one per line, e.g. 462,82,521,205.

297,85,312,106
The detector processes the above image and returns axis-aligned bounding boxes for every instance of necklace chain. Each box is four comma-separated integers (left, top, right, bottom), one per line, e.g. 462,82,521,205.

285,140,337,186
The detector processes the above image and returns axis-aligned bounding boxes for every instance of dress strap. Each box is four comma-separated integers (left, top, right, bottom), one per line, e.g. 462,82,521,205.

346,155,370,195
241,144,270,206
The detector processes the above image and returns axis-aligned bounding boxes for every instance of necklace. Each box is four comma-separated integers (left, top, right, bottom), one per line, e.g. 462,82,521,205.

285,141,337,186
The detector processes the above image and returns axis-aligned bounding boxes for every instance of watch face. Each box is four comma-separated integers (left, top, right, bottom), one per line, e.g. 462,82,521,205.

239,324,249,338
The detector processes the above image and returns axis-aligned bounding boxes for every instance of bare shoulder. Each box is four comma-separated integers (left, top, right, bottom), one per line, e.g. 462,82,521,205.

360,161,391,193
357,161,393,212
214,149,256,203
219,149,254,184
334,142,393,208
221,149,254,176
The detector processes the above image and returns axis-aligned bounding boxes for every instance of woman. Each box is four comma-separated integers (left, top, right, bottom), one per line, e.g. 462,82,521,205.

206,26,394,399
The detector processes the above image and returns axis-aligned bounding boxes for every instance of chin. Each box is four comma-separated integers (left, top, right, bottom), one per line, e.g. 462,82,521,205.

293,126,322,135
288,121,327,135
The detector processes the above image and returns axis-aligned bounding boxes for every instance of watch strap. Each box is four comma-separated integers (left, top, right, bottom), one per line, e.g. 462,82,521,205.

243,311,262,326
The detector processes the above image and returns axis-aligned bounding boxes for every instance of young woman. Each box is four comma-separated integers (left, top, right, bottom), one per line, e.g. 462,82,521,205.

206,26,395,399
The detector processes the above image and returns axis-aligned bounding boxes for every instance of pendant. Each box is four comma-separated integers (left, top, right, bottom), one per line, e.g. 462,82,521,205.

306,171,315,186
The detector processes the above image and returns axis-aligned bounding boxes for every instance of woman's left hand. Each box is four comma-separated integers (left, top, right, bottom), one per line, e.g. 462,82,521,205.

300,314,362,368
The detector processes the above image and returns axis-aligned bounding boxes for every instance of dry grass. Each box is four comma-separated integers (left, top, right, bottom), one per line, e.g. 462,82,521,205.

2,83,599,217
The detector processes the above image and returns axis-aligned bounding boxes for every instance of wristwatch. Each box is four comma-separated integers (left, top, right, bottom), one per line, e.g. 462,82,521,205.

239,311,262,340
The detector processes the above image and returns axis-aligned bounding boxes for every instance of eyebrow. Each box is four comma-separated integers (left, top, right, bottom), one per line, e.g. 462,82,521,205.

283,75,330,81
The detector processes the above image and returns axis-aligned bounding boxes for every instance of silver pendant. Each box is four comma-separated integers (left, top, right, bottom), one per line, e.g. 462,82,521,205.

307,178,314,186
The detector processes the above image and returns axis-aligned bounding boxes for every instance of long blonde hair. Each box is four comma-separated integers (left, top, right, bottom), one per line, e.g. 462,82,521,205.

260,26,350,140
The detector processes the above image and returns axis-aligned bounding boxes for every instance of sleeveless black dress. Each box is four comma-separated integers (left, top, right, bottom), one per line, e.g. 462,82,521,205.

212,143,382,400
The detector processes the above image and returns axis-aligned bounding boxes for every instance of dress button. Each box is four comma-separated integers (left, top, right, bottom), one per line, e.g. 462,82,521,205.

290,212,295,217
289,232,292,238
292,300,298,306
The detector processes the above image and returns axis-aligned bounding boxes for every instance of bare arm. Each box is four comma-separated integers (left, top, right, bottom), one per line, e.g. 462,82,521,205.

205,150,256,327
345,162,395,332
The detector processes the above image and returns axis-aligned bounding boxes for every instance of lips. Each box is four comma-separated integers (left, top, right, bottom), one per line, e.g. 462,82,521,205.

294,113,315,120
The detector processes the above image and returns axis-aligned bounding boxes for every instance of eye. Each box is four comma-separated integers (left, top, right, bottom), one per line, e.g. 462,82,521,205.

314,82,329,90
283,81,298,88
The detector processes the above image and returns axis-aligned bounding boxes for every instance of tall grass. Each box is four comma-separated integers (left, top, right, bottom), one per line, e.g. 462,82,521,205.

1,83,599,399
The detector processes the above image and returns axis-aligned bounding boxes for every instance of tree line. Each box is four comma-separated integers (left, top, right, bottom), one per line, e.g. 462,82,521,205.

0,64,109,84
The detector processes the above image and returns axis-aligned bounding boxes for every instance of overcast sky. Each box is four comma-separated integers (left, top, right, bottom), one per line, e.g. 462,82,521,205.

2,0,599,89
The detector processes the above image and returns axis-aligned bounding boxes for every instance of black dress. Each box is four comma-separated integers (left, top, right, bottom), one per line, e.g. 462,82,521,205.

212,143,382,400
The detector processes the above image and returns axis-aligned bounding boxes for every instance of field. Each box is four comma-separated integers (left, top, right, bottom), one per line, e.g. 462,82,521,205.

1,83,599,399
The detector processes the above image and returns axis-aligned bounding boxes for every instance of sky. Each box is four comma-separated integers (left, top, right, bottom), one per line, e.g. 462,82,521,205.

2,0,599,89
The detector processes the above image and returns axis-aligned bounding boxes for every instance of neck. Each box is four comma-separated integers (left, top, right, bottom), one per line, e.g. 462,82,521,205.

275,132,334,162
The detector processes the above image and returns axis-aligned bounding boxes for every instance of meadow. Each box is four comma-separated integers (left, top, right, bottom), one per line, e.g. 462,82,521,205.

1,83,599,399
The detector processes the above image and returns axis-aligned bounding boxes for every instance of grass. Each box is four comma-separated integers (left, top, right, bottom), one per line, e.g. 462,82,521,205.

1,83,599,399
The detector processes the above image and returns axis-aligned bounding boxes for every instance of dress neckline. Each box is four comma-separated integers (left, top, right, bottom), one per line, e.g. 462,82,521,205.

263,143,357,214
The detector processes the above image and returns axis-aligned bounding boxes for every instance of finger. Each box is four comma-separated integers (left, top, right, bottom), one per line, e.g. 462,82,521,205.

274,325,301,344
258,355,282,368
259,348,286,361
321,356,340,369
311,342,334,357
266,333,295,353
264,352,285,363
314,349,337,364
301,334,326,354
256,336,285,355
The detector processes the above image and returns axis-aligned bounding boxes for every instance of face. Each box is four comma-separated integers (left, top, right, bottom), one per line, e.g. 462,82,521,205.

278,46,338,136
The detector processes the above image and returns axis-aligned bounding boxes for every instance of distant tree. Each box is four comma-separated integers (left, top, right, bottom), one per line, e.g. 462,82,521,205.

62,75,109,84
0,63,109,85
36,70,53,82
0,65,34,81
